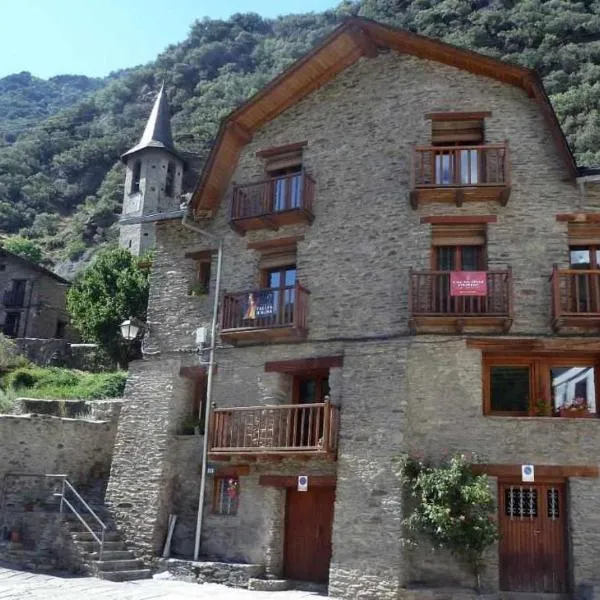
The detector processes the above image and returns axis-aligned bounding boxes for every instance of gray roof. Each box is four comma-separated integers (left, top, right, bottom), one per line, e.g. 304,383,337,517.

121,84,183,162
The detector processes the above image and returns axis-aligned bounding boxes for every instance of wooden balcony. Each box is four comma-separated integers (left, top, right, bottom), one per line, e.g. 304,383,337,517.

410,143,511,208
230,172,315,234
409,269,513,333
551,267,600,332
220,283,309,344
208,401,339,460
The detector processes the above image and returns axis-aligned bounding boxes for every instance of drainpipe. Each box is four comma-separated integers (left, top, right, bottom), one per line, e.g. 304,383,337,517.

181,210,223,562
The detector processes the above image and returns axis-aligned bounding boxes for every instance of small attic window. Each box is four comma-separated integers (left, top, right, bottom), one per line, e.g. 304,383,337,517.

427,112,491,145
131,160,142,194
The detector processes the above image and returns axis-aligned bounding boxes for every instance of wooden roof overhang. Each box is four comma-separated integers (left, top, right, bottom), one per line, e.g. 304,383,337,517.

190,17,577,217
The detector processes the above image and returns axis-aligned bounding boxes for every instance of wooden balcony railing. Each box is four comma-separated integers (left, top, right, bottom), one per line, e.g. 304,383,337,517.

220,283,309,343
409,269,513,332
410,143,511,207
209,401,339,458
230,172,315,233
551,267,600,330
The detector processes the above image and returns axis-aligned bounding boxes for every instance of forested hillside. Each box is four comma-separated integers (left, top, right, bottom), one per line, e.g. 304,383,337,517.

0,72,106,144
1,0,600,273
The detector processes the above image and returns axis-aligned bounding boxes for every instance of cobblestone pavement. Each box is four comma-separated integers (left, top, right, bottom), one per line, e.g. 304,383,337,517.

0,566,327,600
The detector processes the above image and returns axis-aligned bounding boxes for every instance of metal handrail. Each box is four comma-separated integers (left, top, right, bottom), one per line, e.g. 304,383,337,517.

59,478,107,561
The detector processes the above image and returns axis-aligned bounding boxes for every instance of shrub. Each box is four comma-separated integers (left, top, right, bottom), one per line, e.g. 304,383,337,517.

399,453,499,591
2,366,126,399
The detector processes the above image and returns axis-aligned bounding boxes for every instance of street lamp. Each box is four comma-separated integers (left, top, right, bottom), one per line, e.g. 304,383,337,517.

119,317,146,341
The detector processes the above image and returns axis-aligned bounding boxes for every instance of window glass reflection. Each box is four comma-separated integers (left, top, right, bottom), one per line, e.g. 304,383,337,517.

551,366,595,413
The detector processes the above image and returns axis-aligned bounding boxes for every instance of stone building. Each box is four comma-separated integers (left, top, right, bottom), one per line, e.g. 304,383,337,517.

106,18,600,598
0,248,70,339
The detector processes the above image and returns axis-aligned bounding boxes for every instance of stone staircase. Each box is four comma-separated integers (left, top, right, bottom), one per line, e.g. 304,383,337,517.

62,481,152,582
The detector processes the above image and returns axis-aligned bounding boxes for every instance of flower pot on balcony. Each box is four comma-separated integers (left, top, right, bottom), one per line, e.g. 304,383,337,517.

559,408,594,418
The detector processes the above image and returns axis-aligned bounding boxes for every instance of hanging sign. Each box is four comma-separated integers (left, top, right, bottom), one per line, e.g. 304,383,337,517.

297,475,308,492
521,464,535,483
450,271,488,297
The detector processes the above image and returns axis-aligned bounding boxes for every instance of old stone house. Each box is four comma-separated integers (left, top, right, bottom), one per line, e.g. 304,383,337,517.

107,17,600,599
0,249,70,339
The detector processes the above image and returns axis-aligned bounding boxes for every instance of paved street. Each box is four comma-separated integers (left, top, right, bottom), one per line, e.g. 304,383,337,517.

0,566,326,600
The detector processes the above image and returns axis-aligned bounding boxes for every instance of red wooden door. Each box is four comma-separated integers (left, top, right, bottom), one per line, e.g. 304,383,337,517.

499,482,568,593
284,487,335,582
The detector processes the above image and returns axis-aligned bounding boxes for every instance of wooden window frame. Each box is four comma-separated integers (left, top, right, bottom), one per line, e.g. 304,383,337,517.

292,370,330,404
196,260,211,294
212,476,239,516
483,354,600,417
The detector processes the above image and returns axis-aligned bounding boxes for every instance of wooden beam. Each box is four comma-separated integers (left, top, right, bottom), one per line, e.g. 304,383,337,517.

247,235,304,252
256,141,308,159
556,213,600,223
215,465,250,477
472,463,598,480
184,248,216,260
264,355,343,373
225,120,252,145
420,215,497,225
425,111,492,121
466,337,600,353
179,365,210,379
259,475,336,488
347,24,378,59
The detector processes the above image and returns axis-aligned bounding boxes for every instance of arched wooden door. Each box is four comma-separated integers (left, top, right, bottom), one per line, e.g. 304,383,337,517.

498,481,568,593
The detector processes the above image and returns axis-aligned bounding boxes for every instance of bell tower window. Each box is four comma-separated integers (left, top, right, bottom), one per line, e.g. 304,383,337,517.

131,160,141,194
165,161,175,197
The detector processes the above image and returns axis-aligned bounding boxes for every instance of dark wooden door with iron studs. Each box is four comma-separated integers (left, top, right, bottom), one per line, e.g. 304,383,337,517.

498,481,568,593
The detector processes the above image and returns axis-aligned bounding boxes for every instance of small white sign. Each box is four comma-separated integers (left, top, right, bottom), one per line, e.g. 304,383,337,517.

521,464,535,483
297,475,308,492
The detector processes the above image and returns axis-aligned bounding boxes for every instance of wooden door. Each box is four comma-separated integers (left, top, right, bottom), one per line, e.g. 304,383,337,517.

284,486,335,582
499,482,568,593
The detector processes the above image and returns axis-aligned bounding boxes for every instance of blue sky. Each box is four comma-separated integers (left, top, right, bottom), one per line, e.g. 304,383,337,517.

0,0,340,79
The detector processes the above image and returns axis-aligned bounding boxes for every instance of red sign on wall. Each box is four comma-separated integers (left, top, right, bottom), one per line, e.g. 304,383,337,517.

450,271,488,296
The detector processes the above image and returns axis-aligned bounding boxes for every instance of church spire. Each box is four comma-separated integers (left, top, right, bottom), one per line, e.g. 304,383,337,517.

121,83,181,161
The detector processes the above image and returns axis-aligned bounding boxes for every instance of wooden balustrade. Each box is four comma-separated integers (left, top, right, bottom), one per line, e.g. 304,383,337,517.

410,143,511,207
209,401,339,458
220,283,310,343
230,172,315,232
551,267,600,331
409,269,513,333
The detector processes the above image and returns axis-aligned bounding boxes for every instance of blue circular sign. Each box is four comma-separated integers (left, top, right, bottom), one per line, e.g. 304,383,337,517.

298,476,308,485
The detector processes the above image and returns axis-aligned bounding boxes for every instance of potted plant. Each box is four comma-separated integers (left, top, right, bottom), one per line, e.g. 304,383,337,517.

188,282,209,297
559,396,593,418
534,398,550,417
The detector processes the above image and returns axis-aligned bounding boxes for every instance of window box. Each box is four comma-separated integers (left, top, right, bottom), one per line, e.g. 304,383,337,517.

558,408,594,418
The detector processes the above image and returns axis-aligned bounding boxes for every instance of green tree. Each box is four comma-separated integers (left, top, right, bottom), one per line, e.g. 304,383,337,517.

3,236,43,264
66,247,149,367
399,453,499,591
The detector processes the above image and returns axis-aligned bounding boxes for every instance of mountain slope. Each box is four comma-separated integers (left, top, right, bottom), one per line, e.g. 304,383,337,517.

0,71,107,145
1,0,600,271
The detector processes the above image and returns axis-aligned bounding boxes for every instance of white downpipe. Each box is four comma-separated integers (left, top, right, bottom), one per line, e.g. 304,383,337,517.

181,212,223,562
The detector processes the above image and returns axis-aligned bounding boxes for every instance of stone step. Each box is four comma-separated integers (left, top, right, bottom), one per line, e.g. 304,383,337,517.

92,558,143,571
74,540,126,553
87,550,133,561
72,531,121,542
248,578,291,591
97,569,152,582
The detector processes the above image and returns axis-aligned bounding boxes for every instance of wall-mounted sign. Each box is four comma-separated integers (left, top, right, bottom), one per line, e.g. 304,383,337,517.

450,271,488,297
521,464,535,483
206,463,217,476
297,475,308,492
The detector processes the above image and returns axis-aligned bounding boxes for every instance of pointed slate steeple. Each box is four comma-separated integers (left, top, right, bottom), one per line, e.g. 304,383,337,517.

121,83,182,162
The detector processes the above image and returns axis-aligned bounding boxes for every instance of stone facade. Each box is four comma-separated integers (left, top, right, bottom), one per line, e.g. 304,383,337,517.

107,44,600,599
0,250,72,340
